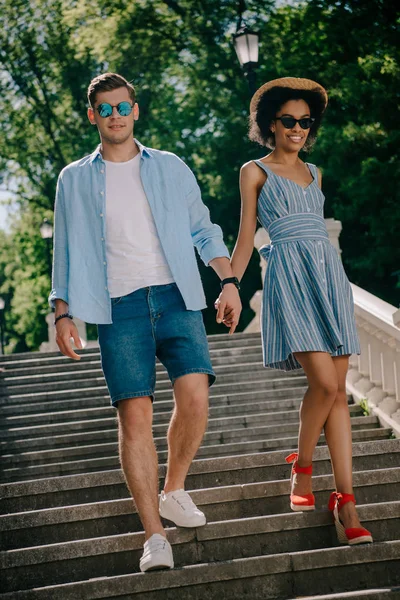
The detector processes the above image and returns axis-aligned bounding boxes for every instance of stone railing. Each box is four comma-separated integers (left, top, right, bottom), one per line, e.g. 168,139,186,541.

347,285,400,435
245,219,400,436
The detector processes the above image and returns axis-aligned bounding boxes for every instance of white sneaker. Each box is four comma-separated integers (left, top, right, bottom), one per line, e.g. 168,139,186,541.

139,534,174,573
159,489,206,528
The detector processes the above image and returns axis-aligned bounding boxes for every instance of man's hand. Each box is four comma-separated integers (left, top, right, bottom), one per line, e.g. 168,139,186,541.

214,284,242,335
55,318,83,360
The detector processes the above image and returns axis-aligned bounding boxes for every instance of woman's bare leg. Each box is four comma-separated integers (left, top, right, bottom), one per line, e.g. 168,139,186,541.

324,355,362,528
292,351,338,496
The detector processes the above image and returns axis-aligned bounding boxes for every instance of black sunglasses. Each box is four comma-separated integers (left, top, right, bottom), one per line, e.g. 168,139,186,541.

275,116,315,130
96,101,133,118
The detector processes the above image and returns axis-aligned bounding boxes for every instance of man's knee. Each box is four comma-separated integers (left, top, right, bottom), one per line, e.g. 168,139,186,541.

176,393,209,425
118,396,153,435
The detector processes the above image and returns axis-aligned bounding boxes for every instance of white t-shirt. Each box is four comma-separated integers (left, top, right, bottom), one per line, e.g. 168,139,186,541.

104,154,174,298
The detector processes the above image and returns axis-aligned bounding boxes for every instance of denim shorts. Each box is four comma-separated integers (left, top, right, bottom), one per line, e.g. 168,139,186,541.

98,283,216,407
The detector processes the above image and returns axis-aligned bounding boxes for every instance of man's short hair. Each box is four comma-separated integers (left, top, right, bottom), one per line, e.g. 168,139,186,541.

87,73,136,107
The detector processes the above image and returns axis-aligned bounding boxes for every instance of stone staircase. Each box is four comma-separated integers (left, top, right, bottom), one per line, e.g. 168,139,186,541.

0,332,399,599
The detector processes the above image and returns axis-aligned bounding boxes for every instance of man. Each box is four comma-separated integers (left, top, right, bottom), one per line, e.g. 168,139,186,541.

50,72,241,572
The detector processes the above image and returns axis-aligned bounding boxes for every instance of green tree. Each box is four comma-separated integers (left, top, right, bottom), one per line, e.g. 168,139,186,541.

0,207,53,352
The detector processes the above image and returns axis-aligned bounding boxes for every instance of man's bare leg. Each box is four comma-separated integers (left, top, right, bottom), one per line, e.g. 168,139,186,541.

118,396,165,540
163,373,209,493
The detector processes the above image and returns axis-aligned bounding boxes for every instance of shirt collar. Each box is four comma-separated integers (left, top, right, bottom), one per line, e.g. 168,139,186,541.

89,138,152,164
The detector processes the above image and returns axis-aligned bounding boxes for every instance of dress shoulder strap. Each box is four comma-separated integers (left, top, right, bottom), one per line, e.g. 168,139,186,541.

306,162,319,180
253,159,271,175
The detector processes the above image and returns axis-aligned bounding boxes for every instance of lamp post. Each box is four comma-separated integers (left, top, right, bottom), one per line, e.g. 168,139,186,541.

0,297,5,355
40,218,53,280
232,0,259,96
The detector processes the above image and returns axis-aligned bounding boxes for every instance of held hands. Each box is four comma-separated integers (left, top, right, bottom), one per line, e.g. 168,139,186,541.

214,284,242,335
55,318,83,360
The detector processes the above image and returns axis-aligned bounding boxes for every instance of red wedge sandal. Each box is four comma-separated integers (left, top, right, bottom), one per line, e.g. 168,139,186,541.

285,452,315,511
328,492,373,545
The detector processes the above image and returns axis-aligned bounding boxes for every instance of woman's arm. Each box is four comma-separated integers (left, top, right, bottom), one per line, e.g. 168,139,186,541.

230,161,264,281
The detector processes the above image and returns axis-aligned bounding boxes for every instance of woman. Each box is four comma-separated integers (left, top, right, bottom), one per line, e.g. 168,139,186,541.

226,77,372,545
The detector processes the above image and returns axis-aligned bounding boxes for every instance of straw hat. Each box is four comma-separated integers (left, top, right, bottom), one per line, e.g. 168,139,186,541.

250,77,328,114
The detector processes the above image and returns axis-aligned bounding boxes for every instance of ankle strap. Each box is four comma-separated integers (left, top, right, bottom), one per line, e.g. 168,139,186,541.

328,491,356,511
285,452,312,475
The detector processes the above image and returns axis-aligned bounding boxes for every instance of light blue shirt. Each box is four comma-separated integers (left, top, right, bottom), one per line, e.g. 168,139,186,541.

49,139,230,324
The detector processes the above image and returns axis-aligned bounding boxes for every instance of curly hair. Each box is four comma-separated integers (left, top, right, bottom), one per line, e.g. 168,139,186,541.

249,87,326,151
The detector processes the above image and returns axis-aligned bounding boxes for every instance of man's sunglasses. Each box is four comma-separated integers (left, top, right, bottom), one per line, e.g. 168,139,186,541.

96,101,133,118
275,116,315,130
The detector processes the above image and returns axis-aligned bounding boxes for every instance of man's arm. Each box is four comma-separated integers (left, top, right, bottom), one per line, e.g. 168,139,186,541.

184,168,230,266
49,174,69,308
50,173,82,359
54,299,82,360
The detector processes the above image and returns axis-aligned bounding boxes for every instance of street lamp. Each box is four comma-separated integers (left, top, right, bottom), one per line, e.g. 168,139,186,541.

0,297,5,355
40,218,53,279
232,0,259,95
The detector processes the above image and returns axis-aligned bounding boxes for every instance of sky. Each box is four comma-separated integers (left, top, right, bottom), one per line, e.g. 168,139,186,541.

0,191,17,233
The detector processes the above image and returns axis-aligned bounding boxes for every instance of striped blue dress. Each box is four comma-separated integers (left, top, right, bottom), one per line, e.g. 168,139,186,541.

255,160,360,371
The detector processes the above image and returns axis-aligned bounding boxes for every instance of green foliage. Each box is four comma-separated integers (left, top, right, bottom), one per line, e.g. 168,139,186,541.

0,0,399,351
0,206,53,351
359,398,370,417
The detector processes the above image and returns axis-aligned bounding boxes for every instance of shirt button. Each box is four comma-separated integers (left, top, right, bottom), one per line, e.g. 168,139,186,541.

320,259,324,263
100,191,104,196
306,207,311,212
103,261,106,265
100,213,103,217
101,237,104,241
100,169,104,174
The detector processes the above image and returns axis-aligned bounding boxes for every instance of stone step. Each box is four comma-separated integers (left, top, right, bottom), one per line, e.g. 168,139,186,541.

0,385,309,423
0,417,381,468
0,362,276,396
0,343,264,385
1,541,399,599
3,439,397,514
0,344,264,384
1,405,365,452
0,337,262,376
285,591,400,600
0,505,399,594
0,428,393,483
0,338,262,370
1,541,398,600
0,332,262,365
0,374,307,406
1,468,398,550
0,382,309,419
1,335,398,600
2,359,290,395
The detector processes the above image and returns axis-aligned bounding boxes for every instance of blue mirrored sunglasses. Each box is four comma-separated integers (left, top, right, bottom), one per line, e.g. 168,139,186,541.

96,101,133,118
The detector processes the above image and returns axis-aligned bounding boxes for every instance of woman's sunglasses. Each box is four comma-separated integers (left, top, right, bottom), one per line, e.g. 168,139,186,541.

275,116,315,130
96,101,133,118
